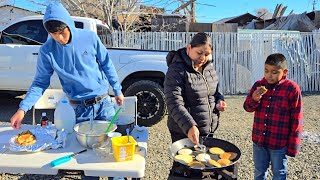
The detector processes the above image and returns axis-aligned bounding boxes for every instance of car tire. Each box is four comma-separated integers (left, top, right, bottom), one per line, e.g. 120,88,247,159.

124,80,166,127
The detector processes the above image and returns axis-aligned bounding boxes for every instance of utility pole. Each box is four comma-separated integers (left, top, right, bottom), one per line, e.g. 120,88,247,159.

191,0,196,23
313,0,317,11
172,0,196,23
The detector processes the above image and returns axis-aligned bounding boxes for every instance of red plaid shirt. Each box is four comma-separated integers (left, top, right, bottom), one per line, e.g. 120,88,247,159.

243,76,303,157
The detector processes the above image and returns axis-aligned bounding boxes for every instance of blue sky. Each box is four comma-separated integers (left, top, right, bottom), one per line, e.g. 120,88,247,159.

5,0,318,23
144,0,317,22
2,0,47,13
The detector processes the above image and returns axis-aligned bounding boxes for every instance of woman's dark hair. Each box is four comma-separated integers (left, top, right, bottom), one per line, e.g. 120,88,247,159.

44,20,68,33
265,53,287,70
189,32,212,48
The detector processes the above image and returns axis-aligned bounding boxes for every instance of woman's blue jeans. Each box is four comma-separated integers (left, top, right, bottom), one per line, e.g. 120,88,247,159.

73,96,116,123
253,143,288,180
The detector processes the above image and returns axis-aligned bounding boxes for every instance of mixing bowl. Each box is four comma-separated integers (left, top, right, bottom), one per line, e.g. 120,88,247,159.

73,120,117,148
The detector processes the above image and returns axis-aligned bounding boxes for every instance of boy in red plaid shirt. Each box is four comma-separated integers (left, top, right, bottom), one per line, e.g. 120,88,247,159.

243,53,303,180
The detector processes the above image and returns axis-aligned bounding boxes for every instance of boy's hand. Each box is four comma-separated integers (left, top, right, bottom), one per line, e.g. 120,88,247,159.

115,93,124,106
216,100,227,111
252,87,267,102
10,109,25,129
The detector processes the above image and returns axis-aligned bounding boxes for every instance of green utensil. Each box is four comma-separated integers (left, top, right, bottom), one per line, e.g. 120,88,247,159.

105,107,122,133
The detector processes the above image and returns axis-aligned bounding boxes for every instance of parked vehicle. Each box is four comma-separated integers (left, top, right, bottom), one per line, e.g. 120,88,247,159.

0,15,168,126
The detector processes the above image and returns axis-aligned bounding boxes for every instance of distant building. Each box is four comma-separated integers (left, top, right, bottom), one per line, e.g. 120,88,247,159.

0,4,42,27
245,11,320,32
214,13,261,28
189,23,238,32
140,4,164,14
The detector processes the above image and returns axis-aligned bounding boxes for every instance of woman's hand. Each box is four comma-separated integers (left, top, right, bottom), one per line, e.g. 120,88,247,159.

216,100,227,111
187,125,200,144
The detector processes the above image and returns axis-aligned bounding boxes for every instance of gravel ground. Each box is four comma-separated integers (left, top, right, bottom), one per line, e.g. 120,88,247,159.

0,93,319,180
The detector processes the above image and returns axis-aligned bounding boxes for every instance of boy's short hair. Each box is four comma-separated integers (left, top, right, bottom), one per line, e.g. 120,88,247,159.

44,20,68,33
265,53,287,70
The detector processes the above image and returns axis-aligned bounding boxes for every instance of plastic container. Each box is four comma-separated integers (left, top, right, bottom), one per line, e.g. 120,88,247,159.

54,100,76,134
92,132,122,159
107,132,122,154
92,142,111,159
108,132,122,138
111,136,137,162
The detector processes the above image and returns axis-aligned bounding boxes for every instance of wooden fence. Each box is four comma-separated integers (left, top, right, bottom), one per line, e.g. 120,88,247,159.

100,32,320,94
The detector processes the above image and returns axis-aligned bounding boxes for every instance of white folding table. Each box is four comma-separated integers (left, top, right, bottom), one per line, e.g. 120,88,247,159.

0,124,148,179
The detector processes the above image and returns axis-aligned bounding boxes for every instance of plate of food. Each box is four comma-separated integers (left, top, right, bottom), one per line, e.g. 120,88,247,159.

9,127,65,152
15,130,37,146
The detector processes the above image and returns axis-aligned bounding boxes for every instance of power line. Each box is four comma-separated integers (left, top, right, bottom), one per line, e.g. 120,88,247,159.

150,0,216,8
179,0,216,7
195,2,215,7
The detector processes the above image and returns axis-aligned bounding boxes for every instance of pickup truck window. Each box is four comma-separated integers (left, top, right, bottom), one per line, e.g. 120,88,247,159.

0,20,84,45
75,21,84,29
97,24,110,36
2,20,47,44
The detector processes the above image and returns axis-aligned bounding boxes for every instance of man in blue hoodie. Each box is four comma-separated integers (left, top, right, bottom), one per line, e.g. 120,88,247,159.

10,2,124,130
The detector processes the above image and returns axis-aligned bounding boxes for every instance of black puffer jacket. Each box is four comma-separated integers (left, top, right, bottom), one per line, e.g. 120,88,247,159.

164,48,224,140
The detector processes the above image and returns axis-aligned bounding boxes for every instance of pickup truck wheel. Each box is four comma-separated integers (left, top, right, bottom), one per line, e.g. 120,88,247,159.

124,80,166,127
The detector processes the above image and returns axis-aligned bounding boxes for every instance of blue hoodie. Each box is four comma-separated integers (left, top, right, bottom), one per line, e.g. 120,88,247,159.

19,2,122,112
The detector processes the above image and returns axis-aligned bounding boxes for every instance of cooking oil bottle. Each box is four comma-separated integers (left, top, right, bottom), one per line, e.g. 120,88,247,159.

40,112,48,126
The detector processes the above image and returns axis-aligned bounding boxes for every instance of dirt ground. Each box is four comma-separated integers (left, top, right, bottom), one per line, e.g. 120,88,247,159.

144,93,320,179
0,93,319,179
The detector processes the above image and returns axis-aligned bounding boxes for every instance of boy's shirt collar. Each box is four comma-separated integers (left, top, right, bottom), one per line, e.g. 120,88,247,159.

277,76,287,85
262,76,287,86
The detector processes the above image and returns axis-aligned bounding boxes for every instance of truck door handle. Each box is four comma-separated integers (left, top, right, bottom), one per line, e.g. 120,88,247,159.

32,53,38,55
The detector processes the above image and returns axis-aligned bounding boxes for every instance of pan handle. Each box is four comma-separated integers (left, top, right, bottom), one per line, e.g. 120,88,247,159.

168,147,175,158
200,133,215,142
206,132,214,138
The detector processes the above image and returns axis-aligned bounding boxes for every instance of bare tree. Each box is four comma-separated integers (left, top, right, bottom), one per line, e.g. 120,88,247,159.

60,0,145,32
61,0,101,19
113,0,140,31
46,0,189,32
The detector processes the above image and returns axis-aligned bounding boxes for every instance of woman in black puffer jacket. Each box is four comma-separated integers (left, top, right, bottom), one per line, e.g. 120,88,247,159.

164,32,227,145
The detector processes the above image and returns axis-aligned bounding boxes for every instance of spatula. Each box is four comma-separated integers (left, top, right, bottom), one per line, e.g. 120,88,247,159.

50,149,87,167
104,107,122,133
126,128,130,144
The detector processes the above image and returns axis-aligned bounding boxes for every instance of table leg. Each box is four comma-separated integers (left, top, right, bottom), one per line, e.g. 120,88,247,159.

81,175,99,180
107,178,140,180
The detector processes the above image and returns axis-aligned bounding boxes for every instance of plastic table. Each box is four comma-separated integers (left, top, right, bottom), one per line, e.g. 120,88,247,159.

0,124,148,179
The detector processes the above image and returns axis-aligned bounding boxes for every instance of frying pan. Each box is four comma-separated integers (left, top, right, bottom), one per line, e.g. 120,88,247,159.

169,136,241,171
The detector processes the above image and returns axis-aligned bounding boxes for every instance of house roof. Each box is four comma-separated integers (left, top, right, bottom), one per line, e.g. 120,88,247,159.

0,4,42,14
246,10,320,32
214,13,260,24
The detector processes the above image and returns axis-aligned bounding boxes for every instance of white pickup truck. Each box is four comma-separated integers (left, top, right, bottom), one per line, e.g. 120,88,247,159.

0,15,168,127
